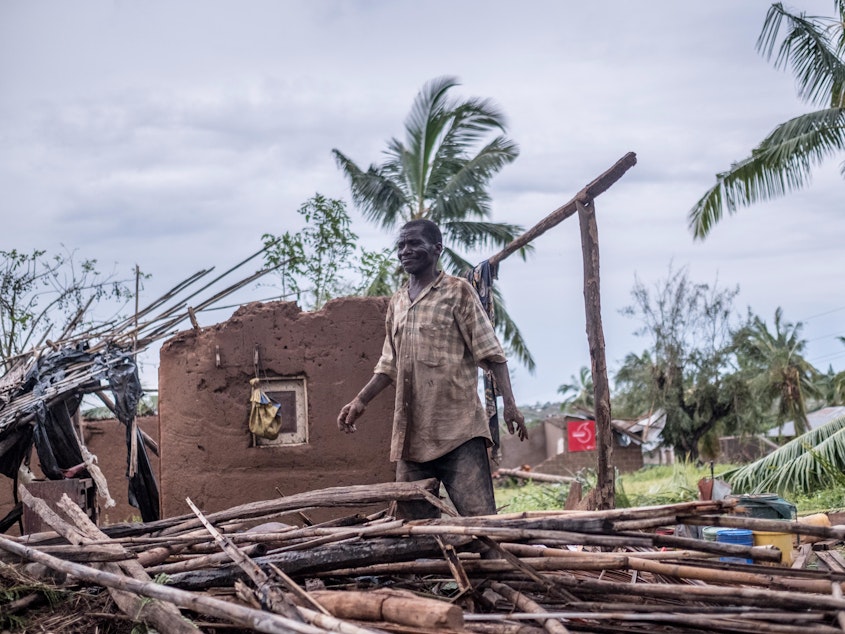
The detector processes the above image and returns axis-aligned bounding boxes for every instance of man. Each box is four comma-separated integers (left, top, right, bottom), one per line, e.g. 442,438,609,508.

337,219,527,519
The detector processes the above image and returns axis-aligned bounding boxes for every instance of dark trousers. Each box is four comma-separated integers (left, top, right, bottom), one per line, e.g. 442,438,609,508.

394,437,496,520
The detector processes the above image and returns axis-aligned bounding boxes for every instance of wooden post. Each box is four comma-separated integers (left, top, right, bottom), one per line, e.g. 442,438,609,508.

477,153,636,511
576,200,614,510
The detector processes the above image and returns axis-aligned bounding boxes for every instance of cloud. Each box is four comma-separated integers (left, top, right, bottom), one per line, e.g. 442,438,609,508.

0,0,841,404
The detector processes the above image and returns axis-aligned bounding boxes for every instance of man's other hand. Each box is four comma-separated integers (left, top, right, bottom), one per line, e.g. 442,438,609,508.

503,402,528,441
337,397,366,434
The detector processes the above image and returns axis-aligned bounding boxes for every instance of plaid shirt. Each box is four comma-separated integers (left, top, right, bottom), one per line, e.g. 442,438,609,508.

375,271,507,462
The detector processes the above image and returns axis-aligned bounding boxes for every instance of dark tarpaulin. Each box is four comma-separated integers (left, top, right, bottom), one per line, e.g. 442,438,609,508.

0,345,160,526
108,355,160,522
465,260,502,463
0,427,33,479
1,344,97,479
1,345,97,533
32,395,86,480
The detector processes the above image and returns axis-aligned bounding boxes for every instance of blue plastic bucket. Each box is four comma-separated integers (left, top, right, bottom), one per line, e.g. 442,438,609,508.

717,528,753,564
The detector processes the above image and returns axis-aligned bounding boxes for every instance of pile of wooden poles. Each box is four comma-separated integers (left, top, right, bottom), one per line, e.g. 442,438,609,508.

3,478,845,633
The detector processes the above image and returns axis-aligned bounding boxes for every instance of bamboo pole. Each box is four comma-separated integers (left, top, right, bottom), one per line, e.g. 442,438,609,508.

489,582,570,634
155,480,439,536
547,571,845,612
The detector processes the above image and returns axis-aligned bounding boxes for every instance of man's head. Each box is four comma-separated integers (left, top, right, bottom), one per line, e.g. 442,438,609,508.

397,219,443,277
401,219,442,245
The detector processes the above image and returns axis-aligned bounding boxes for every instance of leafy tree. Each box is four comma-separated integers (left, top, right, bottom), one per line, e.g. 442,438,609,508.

262,193,395,310
0,248,134,372
733,307,820,435
618,266,758,460
690,1,845,238
332,76,535,370
612,350,660,419
557,366,595,414
354,247,402,298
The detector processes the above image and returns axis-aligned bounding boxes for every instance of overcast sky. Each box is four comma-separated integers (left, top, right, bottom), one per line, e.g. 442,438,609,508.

2,0,842,405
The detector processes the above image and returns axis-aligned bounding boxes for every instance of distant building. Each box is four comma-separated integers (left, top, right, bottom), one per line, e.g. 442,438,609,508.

499,410,668,475
765,406,845,440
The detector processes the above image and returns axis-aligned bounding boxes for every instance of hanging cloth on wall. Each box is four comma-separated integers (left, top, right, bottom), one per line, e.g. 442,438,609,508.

248,378,283,440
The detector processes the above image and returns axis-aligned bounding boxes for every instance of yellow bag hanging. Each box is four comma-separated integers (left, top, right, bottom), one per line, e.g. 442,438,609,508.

249,377,283,440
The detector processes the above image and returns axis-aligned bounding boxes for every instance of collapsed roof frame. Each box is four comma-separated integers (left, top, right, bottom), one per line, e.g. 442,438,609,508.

0,248,281,527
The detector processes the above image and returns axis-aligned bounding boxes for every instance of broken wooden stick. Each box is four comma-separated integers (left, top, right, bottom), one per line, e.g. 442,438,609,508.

186,496,303,623
489,581,570,634
306,589,465,631
496,469,577,484
17,486,199,634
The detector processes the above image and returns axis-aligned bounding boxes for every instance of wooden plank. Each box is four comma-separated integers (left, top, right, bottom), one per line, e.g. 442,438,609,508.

816,550,845,573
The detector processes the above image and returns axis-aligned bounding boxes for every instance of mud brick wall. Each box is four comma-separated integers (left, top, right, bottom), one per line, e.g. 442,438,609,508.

498,425,548,469
534,439,643,476
157,297,395,519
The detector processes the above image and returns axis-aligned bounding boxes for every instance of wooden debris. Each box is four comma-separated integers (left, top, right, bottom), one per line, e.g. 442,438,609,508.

4,481,845,634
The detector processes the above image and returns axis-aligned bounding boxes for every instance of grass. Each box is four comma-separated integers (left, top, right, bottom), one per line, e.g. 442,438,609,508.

494,463,845,515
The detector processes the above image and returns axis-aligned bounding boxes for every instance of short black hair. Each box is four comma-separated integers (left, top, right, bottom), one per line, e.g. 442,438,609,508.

400,219,442,245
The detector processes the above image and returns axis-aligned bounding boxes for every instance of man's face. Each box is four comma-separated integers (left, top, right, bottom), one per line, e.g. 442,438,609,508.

396,226,442,275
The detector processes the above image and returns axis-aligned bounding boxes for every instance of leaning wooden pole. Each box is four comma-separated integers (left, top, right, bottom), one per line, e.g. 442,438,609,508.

576,199,614,511
488,152,637,267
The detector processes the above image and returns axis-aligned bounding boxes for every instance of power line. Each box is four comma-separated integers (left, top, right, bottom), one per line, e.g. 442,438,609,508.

801,305,845,321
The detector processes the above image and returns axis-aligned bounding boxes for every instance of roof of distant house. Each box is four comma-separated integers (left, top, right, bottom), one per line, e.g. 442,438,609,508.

766,406,845,438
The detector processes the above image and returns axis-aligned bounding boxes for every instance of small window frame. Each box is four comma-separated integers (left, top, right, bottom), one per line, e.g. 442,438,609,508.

251,376,308,447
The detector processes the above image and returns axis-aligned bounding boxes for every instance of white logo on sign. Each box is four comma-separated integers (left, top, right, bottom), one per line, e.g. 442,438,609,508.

571,421,594,445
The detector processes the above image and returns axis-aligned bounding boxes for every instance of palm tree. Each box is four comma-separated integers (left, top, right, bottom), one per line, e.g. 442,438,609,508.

733,307,820,435
333,76,534,369
689,1,845,238
558,366,595,414
814,360,845,406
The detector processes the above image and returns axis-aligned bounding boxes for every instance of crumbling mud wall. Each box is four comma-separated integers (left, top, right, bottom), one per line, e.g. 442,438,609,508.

158,297,395,519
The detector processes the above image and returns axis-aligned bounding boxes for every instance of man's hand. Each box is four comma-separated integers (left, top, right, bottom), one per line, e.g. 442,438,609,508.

337,397,366,434
502,401,528,441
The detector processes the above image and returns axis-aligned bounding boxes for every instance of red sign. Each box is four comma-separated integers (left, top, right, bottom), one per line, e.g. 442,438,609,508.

568,420,596,452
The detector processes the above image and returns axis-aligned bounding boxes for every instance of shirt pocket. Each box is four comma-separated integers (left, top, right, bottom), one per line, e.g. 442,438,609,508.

417,322,450,366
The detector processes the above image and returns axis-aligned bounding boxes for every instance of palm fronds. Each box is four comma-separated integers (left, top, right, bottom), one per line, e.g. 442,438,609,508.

689,108,845,239
689,2,845,239
757,2,845,107
725,411,845,494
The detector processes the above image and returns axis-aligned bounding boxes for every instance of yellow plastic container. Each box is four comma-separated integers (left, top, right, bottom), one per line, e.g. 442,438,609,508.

752,530,794,565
